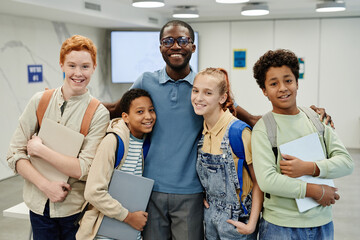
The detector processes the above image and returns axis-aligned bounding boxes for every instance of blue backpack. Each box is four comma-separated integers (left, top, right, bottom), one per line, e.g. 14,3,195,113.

228,120,252,215
108,132,151,168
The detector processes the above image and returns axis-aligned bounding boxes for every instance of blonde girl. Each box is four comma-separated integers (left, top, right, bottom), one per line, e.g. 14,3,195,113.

191,68,263,239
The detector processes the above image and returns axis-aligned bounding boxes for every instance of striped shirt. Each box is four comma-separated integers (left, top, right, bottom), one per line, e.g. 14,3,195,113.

120,134,144,176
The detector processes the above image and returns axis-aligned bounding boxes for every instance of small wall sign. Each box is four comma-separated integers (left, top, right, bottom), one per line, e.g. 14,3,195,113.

234,49,247,69
298,58,305,79
28,65,43,83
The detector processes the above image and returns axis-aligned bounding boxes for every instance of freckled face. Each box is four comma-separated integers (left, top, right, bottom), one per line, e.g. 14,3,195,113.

60,50,96,97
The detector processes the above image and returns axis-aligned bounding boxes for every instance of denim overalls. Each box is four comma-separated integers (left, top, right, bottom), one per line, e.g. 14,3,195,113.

196,120,257,240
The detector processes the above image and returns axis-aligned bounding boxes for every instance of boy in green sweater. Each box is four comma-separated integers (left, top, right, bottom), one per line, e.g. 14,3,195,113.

251,49,353,240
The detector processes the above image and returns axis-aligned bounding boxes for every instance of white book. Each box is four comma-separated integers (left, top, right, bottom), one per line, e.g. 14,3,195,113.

279,132,334,213
30,118,84,182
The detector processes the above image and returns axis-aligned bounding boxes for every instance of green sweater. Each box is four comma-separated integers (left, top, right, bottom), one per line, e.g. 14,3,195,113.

252,110,353,228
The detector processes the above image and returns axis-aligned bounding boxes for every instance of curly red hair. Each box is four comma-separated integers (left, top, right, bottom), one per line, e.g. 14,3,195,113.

59,35,97,65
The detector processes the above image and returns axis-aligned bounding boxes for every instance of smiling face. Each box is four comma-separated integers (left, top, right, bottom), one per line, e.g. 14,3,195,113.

160,25,196,76
191,74,227,121
60,50,96,99
122,96,156,139
262,65,299,115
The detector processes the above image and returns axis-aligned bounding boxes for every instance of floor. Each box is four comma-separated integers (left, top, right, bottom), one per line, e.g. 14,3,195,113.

0,149,359,240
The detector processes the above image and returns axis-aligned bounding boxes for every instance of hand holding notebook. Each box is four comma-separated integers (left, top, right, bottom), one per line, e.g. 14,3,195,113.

97,170,154,240
279,132,334,212
30,118,84,182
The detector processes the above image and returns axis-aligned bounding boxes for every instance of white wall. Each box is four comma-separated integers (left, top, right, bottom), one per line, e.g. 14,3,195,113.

230,21,274,115
192,17,360,149
195,22,231,70
319,18,360,149
0,13,130,180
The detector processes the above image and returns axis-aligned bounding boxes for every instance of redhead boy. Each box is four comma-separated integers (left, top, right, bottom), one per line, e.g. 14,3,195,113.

7,35,109,240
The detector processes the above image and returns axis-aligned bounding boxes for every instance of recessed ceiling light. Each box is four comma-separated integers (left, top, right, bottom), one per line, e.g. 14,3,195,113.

316,1,346,12
216,0,249,3
173,6,199,19
132,0,165,8
241,3,269,16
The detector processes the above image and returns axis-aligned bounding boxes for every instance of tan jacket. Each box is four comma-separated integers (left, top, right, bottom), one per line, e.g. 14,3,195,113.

7,87,109,217
77,118,135,240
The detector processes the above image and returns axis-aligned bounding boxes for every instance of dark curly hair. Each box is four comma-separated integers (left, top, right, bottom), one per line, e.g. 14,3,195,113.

159,20,195,43
253,49,299,89
104,89,153,119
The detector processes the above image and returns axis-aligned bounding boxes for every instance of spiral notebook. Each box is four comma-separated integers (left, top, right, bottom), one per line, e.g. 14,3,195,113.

97,170,154,240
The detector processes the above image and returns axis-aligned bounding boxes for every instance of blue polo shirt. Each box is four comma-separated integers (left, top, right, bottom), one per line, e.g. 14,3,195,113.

131,67,203,194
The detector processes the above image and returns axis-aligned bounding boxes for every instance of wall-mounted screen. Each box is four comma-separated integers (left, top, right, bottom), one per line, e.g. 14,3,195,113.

111,31,199,83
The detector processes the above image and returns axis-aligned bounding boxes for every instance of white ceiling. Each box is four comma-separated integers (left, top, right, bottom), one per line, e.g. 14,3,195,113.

1,0,360,29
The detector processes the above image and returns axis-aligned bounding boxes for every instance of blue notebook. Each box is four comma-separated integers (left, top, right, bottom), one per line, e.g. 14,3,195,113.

97,170,154,240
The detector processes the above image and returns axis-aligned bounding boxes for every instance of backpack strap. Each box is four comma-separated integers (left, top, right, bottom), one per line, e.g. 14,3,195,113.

36,89,55,127
143,136,151,160
298,107,324,135
298,107,326,148
229,120,252,176
36,88,100,137
262,111,278,199
262,111,279,162
229,120,252,214
298,106,328,158
106,132,125,169
80,98,100,137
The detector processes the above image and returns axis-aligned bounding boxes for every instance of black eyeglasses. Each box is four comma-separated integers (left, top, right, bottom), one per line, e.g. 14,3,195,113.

160,37,193,48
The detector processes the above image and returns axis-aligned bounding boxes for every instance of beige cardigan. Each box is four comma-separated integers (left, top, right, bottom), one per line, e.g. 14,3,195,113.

76,118,132,240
